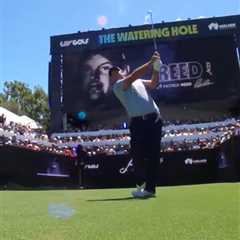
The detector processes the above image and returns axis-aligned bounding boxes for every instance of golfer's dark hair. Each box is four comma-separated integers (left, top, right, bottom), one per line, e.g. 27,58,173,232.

109,66,120,77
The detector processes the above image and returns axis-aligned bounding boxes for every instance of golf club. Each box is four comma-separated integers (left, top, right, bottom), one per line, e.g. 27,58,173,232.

147,10,158,51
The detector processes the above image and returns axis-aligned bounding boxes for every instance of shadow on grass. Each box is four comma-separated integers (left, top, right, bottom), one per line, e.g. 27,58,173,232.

87,197,137,202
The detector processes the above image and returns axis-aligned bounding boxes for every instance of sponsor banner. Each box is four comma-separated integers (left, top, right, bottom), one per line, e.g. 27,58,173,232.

184,158,208,165
50,15,240,53
84,164,99,170
59,38,90,48
98,24,199,45
81,148,219,187
50,33,96,53
1,138,239,188
119,159,133,174
208,22,237,31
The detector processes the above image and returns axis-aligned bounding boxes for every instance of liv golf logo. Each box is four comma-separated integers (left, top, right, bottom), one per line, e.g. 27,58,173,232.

59,38,89,47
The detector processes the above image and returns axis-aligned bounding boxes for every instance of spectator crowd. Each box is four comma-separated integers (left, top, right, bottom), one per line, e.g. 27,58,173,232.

1,112,240,157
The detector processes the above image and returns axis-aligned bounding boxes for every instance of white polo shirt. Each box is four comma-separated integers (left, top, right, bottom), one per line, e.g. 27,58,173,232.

113,79,160,118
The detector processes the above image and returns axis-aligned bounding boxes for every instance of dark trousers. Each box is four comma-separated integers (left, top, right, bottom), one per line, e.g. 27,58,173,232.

129,113,162,193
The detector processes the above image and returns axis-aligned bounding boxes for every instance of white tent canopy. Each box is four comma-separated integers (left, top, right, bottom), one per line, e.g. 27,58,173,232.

0,106,41,129
19,115,40,129
0,106,21,125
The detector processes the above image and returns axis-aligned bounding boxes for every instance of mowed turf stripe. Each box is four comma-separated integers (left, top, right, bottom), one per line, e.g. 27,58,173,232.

0,183,239,240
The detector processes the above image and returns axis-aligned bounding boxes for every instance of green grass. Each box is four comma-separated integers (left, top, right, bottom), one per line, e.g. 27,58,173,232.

0,183,239,240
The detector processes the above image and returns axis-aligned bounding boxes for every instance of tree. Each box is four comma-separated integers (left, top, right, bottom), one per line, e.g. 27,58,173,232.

0,80,50,129
31,86,50,129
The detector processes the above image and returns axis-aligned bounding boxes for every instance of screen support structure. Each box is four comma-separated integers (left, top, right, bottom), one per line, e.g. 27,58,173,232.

49,54,64,133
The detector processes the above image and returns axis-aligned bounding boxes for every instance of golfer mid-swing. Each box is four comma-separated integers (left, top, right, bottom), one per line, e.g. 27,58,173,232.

109,52,163,199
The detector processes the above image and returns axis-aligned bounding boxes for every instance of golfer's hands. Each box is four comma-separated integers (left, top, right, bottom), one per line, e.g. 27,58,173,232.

150,51,161,64
151,51,161,72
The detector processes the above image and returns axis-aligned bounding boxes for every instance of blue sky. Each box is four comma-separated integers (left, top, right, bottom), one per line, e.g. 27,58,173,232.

1,0,239,93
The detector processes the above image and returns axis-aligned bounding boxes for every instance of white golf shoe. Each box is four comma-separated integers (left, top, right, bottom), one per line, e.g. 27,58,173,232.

136,182,146,191
131,188,155,199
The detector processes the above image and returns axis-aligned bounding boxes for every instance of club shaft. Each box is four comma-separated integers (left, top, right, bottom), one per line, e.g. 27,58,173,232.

149,12,158,51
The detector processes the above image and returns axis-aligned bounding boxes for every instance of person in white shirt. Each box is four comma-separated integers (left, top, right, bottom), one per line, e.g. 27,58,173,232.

109,52,163,199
